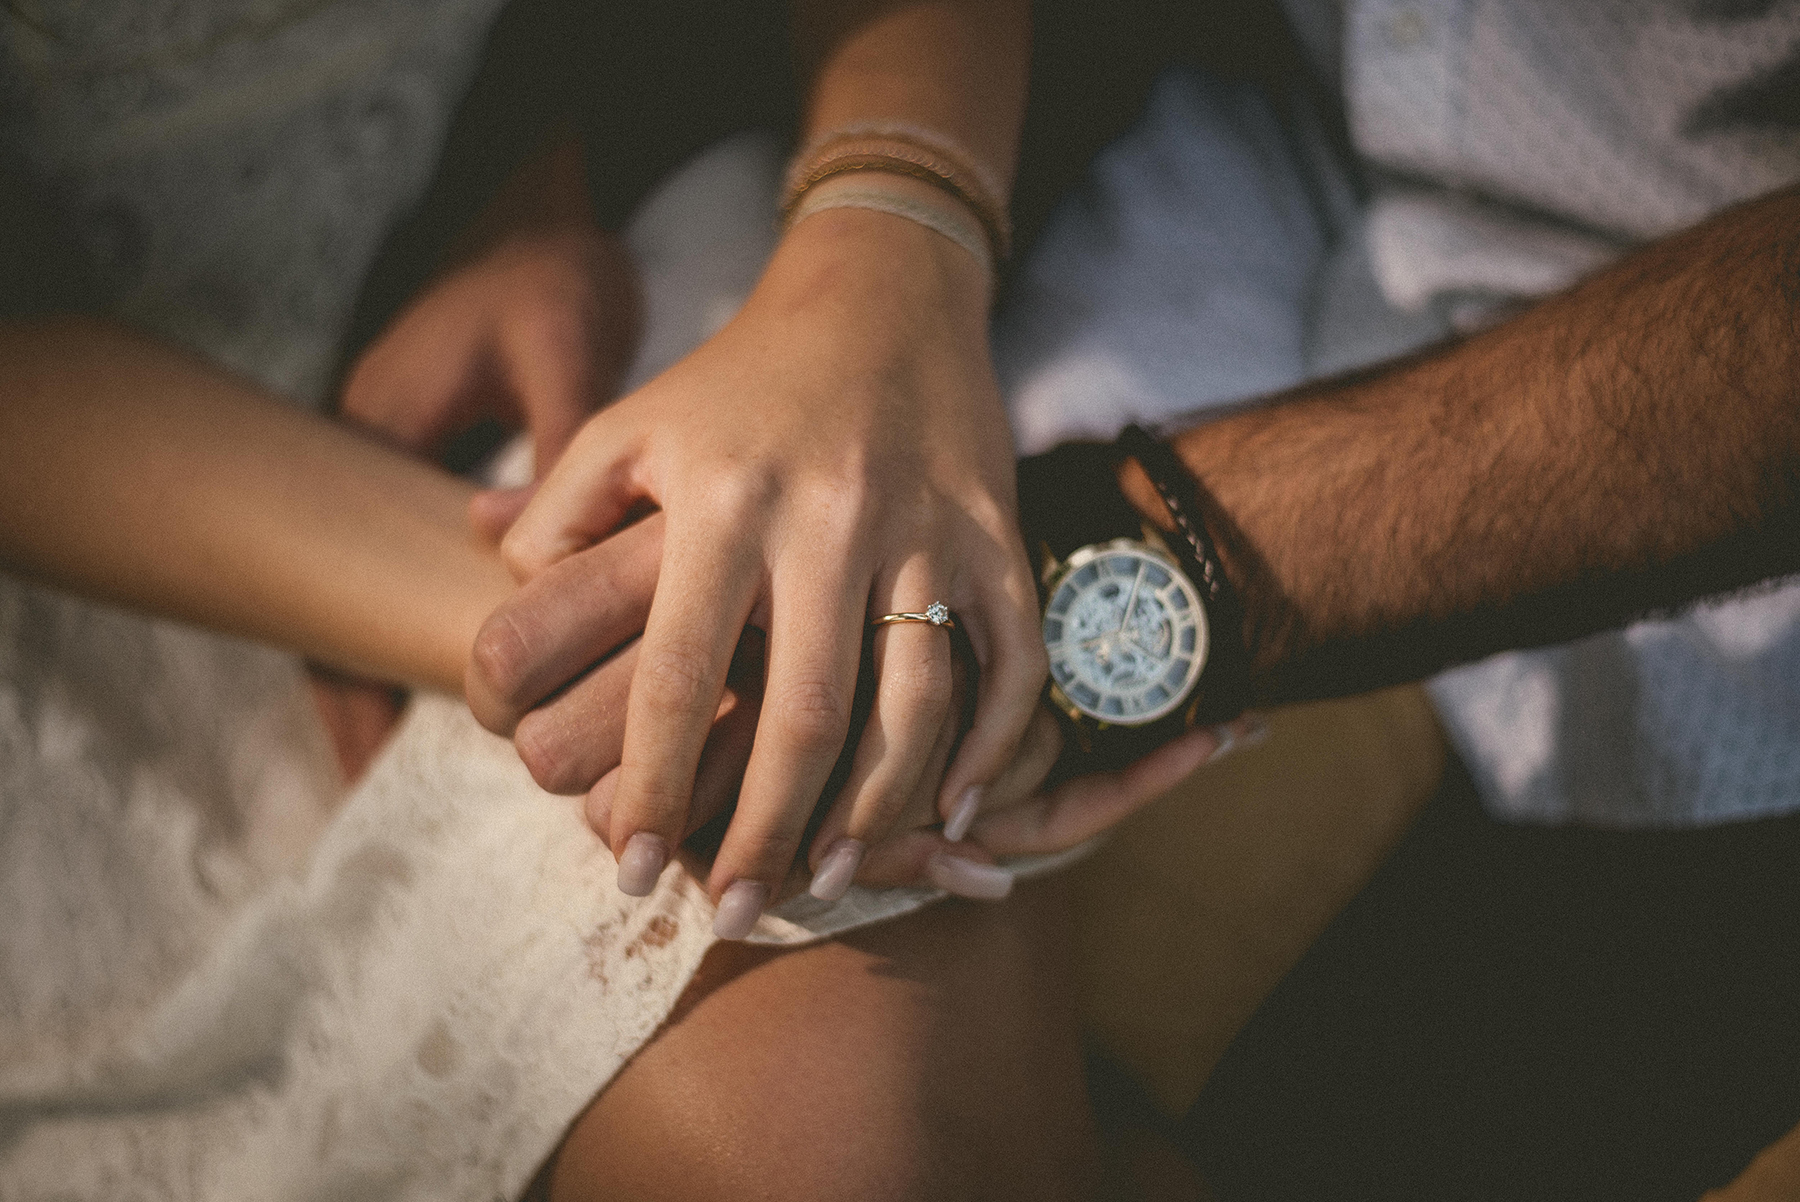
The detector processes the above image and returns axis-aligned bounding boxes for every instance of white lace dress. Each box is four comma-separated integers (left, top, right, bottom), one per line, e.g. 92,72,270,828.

0,1,947,1190
0,573,935,1198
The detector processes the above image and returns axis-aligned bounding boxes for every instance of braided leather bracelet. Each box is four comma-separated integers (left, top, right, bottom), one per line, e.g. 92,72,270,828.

1117,423,1251,723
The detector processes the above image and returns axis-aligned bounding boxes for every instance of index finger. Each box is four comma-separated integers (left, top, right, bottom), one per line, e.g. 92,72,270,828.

969,720,1255,858
499,404,645,579
465,511,663,734
605,517,759,891
512,300,603,478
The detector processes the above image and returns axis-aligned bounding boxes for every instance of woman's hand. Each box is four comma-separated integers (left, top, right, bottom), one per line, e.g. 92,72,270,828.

463,495,1262,908
471,201,1046,930
960,709,1268,858
339,221,639,483
339,136,640,487
818,704,1268,897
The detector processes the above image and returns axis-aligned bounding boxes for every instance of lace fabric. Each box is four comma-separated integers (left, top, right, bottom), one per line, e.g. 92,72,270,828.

0,567,975,1197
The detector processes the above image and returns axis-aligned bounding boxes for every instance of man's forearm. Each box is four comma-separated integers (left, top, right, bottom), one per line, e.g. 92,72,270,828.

1129,186,1800,703
0,317,513,692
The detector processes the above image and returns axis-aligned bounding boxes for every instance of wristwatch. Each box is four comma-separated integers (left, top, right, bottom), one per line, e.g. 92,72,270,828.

1015,424,1248,766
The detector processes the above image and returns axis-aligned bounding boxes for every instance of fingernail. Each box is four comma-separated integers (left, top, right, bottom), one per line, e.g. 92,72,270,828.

712,879,771,940
808,838,866,902
1207,713,1271,764
927,852,1013,900
615,832,668,897
943,786,982,843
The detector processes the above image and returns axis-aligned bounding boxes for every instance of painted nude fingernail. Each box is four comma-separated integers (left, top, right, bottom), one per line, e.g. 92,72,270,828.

1208,713,1271,764
615,832,668,897
808,839,866,902
927,852,1014,900
712,880,771,940
943,786,982,843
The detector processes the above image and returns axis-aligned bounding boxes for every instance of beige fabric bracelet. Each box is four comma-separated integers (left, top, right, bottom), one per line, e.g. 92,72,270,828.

786,182,992,281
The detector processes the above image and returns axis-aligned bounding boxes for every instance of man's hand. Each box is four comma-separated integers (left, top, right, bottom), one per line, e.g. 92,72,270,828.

323,216,638,783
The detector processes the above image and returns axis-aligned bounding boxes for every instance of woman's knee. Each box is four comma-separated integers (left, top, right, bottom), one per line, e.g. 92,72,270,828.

542,880,1097,1201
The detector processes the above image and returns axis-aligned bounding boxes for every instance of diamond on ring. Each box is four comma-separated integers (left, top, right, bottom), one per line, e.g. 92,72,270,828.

871,603,958,632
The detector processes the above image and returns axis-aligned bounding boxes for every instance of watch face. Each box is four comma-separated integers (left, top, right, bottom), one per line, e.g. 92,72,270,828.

1043,541,1209,726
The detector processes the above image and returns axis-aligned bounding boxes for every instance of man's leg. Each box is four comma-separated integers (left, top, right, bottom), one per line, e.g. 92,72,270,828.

1068,686,1446,1121
1187,757,1800,1202
1707,1121,1800,1202
539,878,1099,1202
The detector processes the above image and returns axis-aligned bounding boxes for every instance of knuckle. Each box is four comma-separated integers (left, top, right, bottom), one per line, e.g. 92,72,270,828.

637,642,716,718
624,776,695,830
499,527,546,581
470,610,537,707
884,650,953,717
769,674,850,750
851,782,912,841
724,823,803,877
702,466,777,524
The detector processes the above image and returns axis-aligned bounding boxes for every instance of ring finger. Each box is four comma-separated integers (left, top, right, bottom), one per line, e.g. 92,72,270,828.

806,556,959,898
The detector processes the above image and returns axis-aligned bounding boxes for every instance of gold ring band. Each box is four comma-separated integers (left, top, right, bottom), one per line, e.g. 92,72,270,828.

872,601,956,630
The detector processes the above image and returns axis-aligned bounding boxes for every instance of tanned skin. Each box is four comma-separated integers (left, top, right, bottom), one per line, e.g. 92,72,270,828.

1119,184,1800,704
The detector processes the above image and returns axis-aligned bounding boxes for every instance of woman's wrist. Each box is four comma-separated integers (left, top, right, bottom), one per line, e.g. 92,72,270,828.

781,124,1011,266
758,172,995,330
786,172,994,283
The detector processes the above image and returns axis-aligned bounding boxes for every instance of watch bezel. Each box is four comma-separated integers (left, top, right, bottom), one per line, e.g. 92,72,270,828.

1041,536,1211,728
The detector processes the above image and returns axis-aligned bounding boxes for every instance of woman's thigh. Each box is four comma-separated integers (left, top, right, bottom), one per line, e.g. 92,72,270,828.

540,878,1098,1202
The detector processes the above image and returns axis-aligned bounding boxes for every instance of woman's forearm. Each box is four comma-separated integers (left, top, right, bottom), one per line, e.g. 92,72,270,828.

0,316,513,692
791,0,1030,187
1126,186,1800,702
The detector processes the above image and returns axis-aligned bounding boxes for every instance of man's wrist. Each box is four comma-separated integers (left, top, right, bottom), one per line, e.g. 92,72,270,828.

1115,421,1288,705
1015,429,1253,765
